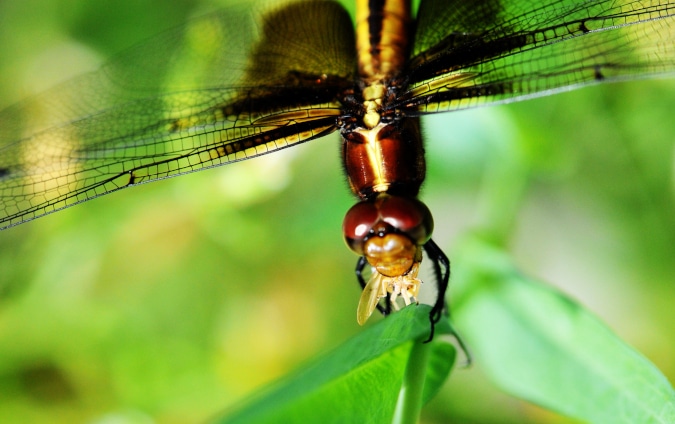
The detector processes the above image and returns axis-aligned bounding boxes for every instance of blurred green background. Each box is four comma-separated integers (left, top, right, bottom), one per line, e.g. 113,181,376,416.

0,0,673,423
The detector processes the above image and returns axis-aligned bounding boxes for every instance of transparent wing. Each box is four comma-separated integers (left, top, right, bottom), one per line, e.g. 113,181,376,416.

399,0,675,113
357,272,387,326
0,0,355,229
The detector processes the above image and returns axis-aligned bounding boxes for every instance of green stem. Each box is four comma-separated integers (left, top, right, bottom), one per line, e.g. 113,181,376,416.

391,339,431,424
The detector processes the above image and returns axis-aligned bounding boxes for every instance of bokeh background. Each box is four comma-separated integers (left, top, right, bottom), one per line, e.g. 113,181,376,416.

0,0,673,422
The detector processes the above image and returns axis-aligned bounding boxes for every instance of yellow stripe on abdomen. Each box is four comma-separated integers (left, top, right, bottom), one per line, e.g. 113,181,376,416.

355,0,410,83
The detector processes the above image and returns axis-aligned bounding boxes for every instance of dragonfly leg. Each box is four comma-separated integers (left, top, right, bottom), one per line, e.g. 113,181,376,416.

423,240,471,363
423,239,449,334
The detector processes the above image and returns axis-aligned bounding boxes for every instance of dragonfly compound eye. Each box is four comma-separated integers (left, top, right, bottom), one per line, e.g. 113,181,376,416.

342,194,434,255
377,195,434,246
343,201,380,255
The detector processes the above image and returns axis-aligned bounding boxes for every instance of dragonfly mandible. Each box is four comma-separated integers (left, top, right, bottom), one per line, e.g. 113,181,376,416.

1,0,674,340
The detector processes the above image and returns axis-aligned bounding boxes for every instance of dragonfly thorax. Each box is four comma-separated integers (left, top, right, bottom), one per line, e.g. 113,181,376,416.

361,83,386,129
341,117,426,199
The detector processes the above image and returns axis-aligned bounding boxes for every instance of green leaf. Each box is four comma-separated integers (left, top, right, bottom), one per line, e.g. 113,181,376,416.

454,236,675,424
216,305,456,424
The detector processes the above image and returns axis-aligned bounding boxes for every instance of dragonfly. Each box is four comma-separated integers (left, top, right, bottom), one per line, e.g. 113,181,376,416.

1,0,674,340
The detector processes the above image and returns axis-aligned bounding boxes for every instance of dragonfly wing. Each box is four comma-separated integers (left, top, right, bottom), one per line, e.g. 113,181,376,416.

401,0,675,113
0,1,356,229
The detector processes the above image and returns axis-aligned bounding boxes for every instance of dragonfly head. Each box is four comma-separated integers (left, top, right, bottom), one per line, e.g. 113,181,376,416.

342,193,433,276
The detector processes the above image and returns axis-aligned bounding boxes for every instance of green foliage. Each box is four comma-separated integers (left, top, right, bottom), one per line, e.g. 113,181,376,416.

217,306,455,424
208,235,675,423
454,237,675,424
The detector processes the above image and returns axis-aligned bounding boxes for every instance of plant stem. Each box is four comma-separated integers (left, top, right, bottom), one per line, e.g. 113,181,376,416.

392,339,431,424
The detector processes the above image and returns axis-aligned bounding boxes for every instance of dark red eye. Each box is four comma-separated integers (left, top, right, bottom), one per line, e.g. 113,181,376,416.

378,196,433,245
343,195,434,254
342,201,379,254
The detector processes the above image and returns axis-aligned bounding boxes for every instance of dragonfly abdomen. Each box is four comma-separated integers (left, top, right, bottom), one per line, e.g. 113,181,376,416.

355,0,411,83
